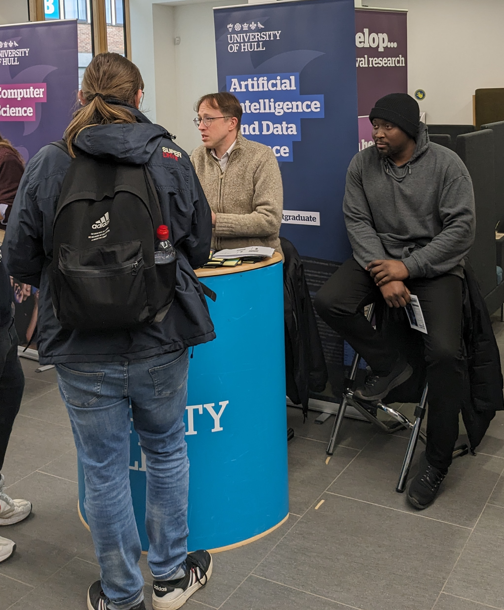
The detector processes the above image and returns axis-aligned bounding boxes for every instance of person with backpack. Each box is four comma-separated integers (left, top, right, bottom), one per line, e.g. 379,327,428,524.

0,247,31,563
3,53,215,610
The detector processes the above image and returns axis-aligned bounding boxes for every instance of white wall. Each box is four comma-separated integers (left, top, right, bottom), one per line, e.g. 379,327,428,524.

170,0,237,152
152,4,176,131
129,0,159,122
366,0,504,124
0,3,29,25
129,0,236,150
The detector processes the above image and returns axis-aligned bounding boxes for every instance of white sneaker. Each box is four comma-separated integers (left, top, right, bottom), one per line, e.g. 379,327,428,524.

0,535,15,562
0,474,32,526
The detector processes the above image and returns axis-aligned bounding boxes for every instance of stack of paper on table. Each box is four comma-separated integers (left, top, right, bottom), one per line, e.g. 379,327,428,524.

213,246,275,260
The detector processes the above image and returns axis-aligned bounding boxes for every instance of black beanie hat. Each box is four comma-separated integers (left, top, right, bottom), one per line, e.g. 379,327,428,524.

369,93,420,139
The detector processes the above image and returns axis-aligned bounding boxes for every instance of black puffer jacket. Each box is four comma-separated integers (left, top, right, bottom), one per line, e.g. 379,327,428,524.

3,106,215,364
281,238,328,417
381,263,503,451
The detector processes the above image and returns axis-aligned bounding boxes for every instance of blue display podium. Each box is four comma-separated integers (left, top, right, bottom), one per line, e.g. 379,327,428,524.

78,253,289,552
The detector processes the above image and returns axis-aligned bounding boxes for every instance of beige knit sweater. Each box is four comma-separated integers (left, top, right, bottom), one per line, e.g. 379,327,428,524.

191,132,283,253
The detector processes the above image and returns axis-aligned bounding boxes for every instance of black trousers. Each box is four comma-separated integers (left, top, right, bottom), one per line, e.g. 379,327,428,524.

314,258,465,471
0,320,25,472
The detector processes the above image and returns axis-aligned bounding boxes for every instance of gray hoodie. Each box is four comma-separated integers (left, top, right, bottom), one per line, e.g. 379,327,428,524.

343,123,475,278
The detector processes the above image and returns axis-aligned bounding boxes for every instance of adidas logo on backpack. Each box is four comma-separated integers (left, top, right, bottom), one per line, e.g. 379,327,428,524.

92,213,110,230
49,140,177,332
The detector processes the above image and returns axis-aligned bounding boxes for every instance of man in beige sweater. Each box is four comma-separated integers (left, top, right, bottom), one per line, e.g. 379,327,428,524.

191,92,283,253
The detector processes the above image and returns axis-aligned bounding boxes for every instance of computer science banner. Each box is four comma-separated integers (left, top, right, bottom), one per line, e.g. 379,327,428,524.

214,0,358,263
0,20,78,351
355,9,407,151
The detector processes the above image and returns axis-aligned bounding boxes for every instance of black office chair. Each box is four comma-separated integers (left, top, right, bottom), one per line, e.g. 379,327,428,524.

326,303,468,492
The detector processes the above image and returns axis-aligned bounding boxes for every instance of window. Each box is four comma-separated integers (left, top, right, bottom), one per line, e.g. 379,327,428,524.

106,0,126,56
32,0,130,60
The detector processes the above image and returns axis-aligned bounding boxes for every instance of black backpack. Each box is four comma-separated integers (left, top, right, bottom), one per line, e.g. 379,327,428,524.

49,141,177,332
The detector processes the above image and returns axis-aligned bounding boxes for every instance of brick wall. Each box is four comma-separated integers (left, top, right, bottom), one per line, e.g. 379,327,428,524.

77,23,125,55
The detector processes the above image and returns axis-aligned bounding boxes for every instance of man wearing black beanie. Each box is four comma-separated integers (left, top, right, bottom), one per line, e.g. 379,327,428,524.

315,93,476,510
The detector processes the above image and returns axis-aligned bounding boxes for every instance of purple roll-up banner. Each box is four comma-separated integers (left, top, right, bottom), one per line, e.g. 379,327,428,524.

355,9,407,151
0,20,78,352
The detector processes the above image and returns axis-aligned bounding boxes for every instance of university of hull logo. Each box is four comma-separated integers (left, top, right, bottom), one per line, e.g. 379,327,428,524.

88,212,111,242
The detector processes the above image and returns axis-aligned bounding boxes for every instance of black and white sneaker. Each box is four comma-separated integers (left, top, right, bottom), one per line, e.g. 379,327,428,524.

87,581,146,610
152,550,213,610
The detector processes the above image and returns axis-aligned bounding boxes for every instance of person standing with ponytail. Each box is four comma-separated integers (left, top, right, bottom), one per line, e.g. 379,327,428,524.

3,53,214,610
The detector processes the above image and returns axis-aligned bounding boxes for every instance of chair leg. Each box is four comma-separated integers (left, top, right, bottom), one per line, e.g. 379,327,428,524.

396,384,429,493
327,304,376,455
327,393,350,455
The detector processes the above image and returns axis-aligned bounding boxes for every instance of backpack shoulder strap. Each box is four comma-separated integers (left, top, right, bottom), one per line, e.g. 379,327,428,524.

50,139,70,156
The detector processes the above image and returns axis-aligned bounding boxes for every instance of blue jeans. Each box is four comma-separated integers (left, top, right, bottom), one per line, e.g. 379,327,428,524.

56,349,189,610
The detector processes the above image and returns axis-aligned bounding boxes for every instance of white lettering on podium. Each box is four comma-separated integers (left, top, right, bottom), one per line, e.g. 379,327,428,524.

130,442,147,472
186,405,204,435
204,401,229,432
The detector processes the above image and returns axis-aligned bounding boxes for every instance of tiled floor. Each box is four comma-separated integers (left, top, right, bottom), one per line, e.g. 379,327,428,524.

2,318,504,610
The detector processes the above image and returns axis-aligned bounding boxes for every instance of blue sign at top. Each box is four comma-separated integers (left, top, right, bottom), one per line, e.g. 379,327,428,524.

44,0,61,20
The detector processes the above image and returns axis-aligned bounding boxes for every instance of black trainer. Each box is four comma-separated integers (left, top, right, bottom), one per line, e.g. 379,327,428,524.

407,453,447,510
152,550,213,610
87,581,146,610
353,358,412,401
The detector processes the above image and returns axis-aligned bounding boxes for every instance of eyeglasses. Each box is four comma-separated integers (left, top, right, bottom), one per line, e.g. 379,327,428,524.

193,116,231,128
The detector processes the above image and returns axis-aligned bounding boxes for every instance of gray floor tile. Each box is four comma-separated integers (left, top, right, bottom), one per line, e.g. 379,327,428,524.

38,447,78,483
287,405,376,450
20,375,57,404
20,387,71,429
0,530,80,587
287,436,358,516
75,538,99,566
2,471,92,554
186,514,299,608
6,557,99,610
433,593,504,610
471,503,504,539
488,473,504,507
444,530,504,608
19,359,58,384
0,572,32,610
327,433,503,527
220,575,353,610
254,493,469,610
2,413,75,484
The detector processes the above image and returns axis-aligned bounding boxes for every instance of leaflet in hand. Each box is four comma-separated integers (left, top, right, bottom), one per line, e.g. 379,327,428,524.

405,295,428,334
213,246,275,260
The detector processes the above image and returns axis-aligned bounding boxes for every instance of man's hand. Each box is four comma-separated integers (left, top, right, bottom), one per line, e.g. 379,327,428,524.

211,211,216,227
380,281,411,308
366,259,409,286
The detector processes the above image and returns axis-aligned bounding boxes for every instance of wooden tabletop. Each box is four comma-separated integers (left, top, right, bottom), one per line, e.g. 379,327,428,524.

195,251,283,278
